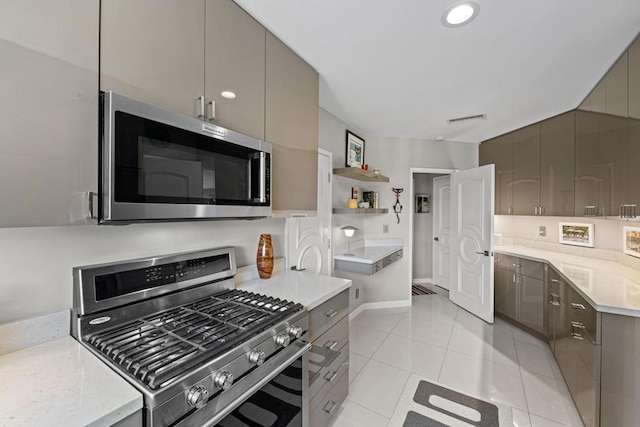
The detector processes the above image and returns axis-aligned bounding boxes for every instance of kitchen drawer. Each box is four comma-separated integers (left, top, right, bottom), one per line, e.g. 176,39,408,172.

309,341,349,400
547,265,564,290
497,255,543,279
309,356,349,427
567,288,599,344
308,290,348,342
309,317,349,396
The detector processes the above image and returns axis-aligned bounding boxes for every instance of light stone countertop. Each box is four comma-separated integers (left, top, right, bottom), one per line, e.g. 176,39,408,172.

0,336,142,427
237,270,351,310
333,238,403,265
495,244,640,317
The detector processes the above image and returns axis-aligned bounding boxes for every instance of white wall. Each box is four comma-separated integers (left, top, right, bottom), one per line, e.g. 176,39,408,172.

412,173,434,279
0,219,284,324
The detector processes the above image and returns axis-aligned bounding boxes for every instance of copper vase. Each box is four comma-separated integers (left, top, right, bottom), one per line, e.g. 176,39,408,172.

257,233,274,279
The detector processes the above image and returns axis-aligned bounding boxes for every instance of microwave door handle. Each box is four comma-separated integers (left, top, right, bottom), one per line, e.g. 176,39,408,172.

258,152,267,204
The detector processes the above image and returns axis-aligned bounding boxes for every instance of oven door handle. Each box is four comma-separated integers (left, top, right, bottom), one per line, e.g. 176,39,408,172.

186,340,312,427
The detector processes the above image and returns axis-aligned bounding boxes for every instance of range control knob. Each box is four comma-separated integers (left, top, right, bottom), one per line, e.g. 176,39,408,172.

186,385,209,409
275,332,291,348
287,325,303,339
213,370,234,391
247,349,266,366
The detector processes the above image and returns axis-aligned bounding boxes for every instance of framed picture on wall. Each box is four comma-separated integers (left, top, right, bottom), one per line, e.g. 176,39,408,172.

416,194,430,213
345,130,365,168
623,226,640,258
558,222,594,247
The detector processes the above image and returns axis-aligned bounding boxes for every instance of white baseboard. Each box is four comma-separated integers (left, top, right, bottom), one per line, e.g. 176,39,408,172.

412,278,433,284
350,299,412,320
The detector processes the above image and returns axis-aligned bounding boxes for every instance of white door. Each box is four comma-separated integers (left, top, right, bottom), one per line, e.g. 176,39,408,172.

432,176,451,290
285,149,332,275
449,164,495,323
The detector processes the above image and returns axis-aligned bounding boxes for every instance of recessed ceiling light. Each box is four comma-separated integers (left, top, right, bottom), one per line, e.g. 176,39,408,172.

442,2,480,27
221,91,236,99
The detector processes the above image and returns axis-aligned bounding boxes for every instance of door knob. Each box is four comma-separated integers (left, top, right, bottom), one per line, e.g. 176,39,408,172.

434,237,439,241
475,250,490,256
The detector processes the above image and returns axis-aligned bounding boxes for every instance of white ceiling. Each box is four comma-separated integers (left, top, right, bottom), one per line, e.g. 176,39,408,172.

235,0,640,143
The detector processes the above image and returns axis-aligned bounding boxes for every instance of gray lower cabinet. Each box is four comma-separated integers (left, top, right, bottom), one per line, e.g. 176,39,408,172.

307,290,349,427
494,254,545,336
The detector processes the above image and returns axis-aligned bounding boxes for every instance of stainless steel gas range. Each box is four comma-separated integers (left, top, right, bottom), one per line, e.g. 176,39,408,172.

71,247,310,427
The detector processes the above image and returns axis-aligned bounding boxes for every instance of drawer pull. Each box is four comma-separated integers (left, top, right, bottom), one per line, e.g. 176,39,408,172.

571,321,585,340
512,263,521,268
571,303,586,310
549,278,560,283
324,370,338,382
550,293,560,306
323,400,337,415
325,340,338,350
324,309,338,319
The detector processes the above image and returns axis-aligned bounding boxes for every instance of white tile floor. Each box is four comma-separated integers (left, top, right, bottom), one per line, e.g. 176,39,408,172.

330,292,584,427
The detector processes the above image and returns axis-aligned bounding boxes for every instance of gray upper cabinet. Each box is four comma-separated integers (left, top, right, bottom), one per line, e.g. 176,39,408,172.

598,115,628,216
512,124,541,215
629,37,640,119
204,0,265,140
0,0,99,227
540,112,575,216
575,111,601,216
100,0,205,118
479,134,513,215
266,31,319,216
580,51,628,118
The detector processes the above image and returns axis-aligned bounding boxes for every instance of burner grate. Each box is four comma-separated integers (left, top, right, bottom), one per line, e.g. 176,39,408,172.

87,289,303,389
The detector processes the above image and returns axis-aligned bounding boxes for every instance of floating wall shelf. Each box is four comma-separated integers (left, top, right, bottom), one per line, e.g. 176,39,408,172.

332,167,390,182
332,208,389,215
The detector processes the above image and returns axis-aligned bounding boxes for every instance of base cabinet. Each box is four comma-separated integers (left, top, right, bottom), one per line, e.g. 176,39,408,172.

307,290,349,427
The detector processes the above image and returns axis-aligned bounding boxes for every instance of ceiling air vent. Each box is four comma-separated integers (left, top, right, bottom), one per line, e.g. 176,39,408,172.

447,113,487,125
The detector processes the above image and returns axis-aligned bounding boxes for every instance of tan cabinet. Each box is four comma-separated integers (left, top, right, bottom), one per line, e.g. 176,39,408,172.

512,124,541,215
266,31,319,215
100,0,205,117
598,115,628,216
0,0,99,227
574,111,601,216
479,134,513,215
204,0,265,139
540,112,575,216
101,0,266,140
629,38,640,119
580,52,628,117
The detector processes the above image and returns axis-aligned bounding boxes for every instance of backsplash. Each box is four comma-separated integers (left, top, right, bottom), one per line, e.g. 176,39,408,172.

0,218,285,324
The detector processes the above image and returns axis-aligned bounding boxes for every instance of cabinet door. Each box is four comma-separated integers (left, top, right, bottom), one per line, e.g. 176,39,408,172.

627,118,640,209
605,52,628,118
100,0,205,117
512,124,541,215
598,115,628,216
480,134,513,215
266,31,319,215
0,0,99,226
575,111,601,216
518,276,544,334
495,268,517,321
540,112,575,216
204,0,265,139
629,37,640,120
579,79,606,114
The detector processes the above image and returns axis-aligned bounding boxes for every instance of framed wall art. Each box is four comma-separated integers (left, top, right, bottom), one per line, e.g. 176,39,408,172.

416,194,430,213
345,130,365,168
558,222,594,247
623,226,640,258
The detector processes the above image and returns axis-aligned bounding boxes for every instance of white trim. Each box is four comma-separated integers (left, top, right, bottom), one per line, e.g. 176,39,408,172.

409,167,456,301
348,299,412,321
319,148,333,276
412,277,433,284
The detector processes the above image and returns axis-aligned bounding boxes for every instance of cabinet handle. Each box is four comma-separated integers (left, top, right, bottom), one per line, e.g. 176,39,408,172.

323,400,337,414
325,340,338,350
550,293,560,306
541,206,545,215
512,263,521,268
571,321,585,340
534,206,538,215
324,370,338,382
206,100,216,121
508,206,513,215
196,95,205,118
549,278,560,283
571,303,586,310
324,309,338,319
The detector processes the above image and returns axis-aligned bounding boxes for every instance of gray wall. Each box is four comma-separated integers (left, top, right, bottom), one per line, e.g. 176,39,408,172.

412,173,434,280
0,219,285,324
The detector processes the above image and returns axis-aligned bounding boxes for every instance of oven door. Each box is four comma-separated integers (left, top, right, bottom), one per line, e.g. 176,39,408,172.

174,340,311,427
101,91,271,223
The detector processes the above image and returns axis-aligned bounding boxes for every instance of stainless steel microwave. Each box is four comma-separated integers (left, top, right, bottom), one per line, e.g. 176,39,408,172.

99,92,271,223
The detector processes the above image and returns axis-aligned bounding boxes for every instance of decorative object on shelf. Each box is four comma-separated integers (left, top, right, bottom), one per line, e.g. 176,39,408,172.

352,187,359,200
363,191,378,209
347,199,358,208
623,226,640,258
346,130,365,168
358,201,370,208
558,222,594,248
373,169,380,175
361,164,369,170
392,188,404,224
416,194,430,213
341,225,358,256
256,233,274,278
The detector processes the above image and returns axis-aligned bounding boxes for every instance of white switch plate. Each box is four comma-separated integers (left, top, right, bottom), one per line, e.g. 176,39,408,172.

383,224,389,233
539,226,546,236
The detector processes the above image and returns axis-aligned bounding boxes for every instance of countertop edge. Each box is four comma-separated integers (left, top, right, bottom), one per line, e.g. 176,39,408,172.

334,245,403,264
